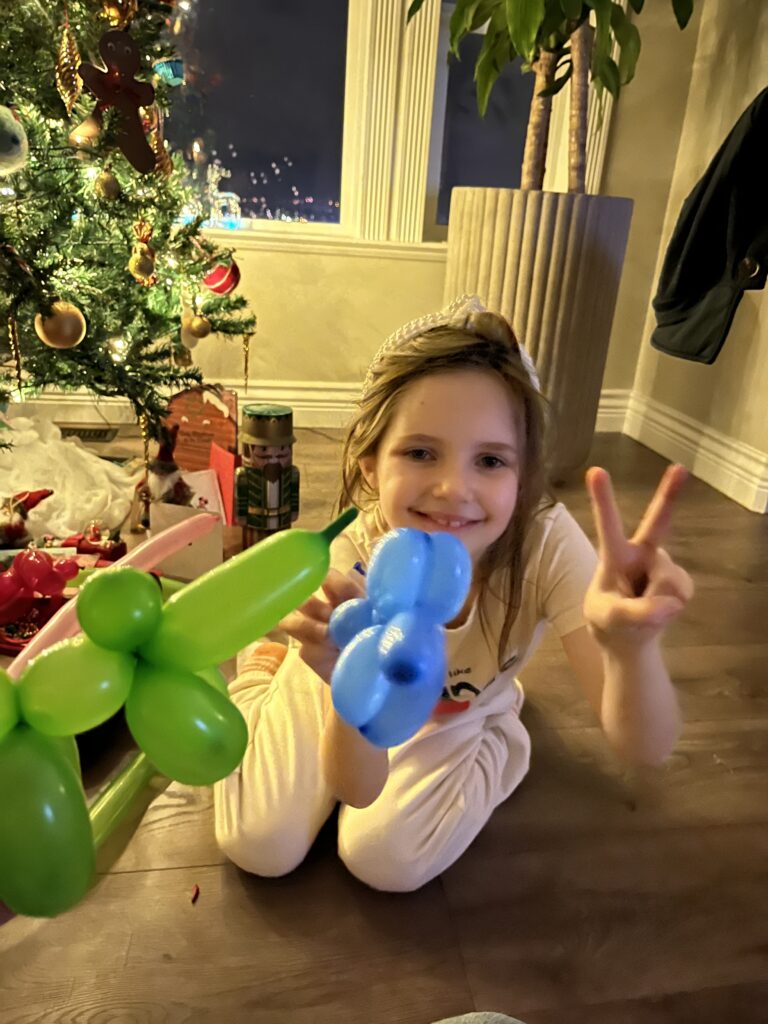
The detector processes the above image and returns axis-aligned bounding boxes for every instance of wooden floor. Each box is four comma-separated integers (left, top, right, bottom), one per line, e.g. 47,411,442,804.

2,431,767,1023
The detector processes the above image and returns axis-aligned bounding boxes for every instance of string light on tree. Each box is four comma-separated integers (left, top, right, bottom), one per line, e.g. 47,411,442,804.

108,335,129,362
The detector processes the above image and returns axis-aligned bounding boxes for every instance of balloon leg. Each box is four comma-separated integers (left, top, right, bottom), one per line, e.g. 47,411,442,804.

89,751,169,851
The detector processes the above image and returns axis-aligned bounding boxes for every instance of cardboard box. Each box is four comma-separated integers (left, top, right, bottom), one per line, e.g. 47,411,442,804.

149,469,225,581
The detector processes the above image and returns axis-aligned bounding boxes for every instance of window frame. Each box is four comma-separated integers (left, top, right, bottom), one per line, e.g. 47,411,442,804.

201,0,619,250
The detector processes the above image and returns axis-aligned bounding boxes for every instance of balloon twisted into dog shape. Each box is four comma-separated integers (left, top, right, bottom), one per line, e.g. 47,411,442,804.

329,529,472,748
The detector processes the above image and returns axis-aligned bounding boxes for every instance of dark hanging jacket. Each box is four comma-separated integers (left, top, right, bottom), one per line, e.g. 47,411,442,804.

650,87,768,364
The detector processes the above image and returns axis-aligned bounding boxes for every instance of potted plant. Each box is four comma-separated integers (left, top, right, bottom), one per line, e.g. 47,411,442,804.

408,0,694,477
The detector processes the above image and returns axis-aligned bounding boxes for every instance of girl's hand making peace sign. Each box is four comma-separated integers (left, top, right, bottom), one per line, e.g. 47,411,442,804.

583,463,695,653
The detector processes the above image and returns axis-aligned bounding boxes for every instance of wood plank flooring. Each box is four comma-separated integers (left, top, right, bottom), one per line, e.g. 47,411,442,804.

1,431,767,1024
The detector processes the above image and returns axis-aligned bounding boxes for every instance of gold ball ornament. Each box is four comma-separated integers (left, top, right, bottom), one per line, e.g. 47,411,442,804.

95,170,121,200
34,302,87,350
187,314,211,339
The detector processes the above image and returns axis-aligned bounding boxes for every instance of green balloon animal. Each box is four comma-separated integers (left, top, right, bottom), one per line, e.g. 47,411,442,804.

0,508,357,918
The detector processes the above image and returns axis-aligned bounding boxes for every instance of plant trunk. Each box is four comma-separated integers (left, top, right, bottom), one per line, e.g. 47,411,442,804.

521,50,557,191
569,21,591,193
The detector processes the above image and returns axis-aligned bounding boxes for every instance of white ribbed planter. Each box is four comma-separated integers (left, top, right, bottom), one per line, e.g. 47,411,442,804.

444,188,633,477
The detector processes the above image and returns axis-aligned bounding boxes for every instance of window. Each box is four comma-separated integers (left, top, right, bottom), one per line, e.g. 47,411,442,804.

166,0,615,246
166,0,348,226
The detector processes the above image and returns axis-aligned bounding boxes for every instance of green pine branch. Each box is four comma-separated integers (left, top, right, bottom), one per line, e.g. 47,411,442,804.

0,0,256,432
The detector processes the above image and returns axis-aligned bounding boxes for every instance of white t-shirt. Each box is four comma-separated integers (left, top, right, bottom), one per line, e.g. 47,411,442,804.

330,500,598,715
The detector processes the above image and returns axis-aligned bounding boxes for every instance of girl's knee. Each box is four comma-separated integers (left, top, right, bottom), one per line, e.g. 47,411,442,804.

215,819,312,879
337,820,437,892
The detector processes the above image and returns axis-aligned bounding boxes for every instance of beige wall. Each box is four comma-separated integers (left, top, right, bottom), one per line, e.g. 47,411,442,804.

193,237,446,393
600,1,702,390
17,239,446,428
629,0,768,452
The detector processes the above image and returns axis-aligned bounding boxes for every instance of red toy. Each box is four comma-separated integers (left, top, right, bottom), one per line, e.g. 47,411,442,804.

0,489,54,548
61,520,128,561
0,549,79,626
78,29,156,174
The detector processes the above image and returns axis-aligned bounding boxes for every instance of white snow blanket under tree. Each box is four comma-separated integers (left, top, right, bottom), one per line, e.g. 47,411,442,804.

0,416,142,539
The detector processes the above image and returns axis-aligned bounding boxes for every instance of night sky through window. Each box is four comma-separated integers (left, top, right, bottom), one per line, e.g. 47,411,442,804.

167,1,347,222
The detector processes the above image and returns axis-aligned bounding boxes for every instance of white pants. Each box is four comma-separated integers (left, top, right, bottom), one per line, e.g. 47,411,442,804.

213,645,531,892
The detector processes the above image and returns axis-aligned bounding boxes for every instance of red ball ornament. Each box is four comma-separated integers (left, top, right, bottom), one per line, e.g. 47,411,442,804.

203,258,240,295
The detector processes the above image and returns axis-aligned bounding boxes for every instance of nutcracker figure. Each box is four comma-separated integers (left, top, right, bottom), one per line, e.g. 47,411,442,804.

235,404,300,548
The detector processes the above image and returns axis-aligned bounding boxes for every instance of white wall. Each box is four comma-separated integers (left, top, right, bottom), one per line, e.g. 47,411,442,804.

632,0,768,449
623,0,768,510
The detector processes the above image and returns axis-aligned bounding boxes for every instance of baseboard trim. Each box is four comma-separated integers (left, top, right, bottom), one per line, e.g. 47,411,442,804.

624,391,768,514
14,380,361,430
17,383,631,431
14,383,767,512
596,388,631,433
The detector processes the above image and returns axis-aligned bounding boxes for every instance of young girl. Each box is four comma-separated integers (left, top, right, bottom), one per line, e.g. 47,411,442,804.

213,295,694,892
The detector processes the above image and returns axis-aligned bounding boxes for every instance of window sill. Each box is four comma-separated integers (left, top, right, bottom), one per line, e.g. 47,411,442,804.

202,225,447,262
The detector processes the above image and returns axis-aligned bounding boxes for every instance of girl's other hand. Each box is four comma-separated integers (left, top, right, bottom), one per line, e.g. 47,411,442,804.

584,463,695,652
279,568,366,684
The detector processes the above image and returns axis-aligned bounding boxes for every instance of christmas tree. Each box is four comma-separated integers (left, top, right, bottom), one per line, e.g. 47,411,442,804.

0,0,255,435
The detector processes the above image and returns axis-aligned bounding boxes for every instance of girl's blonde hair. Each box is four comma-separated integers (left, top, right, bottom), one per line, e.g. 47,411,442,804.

337,309,555,668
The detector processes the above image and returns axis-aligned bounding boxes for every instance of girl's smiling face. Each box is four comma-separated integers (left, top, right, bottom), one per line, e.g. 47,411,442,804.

359,369,522,565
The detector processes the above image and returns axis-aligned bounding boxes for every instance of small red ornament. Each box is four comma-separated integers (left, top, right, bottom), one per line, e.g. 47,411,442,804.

203,258,240,295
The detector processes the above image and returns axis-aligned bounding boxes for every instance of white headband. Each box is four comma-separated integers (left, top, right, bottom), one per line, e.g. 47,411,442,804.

361,294,540,396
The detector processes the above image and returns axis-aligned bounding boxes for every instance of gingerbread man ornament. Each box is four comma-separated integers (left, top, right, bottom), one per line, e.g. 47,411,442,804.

79,29,156,174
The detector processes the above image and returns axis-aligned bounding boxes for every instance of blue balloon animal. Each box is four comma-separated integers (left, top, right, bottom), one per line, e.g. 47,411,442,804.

328,529,472,747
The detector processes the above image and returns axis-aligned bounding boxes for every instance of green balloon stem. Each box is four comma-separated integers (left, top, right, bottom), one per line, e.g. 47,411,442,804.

140,509,360,671
321,507,358,543
89,752,168,850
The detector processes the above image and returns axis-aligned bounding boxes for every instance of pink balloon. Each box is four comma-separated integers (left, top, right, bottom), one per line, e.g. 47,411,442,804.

7,514,219,680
